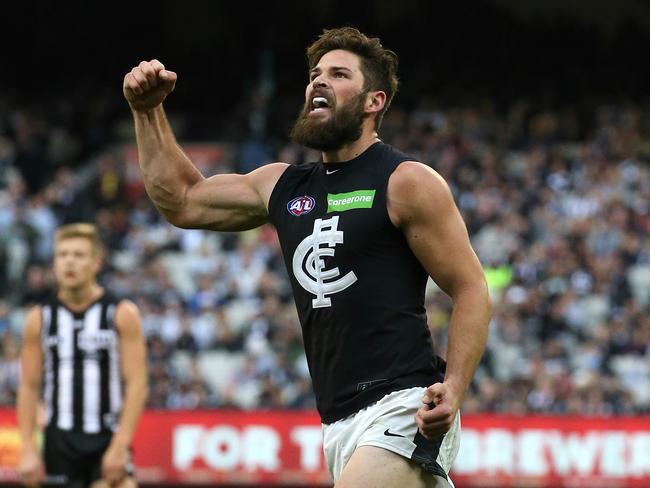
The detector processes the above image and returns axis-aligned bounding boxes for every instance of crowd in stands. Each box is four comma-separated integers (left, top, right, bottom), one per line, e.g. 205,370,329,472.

0,89,648,416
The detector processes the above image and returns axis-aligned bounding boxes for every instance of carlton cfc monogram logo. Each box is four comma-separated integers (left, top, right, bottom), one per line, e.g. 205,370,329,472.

287,195,315,216
292,216,357,308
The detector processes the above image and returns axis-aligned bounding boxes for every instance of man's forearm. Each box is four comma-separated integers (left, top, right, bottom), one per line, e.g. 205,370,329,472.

444,285,491,399
17,385,40,452
111,379,148,447
133,106,203,219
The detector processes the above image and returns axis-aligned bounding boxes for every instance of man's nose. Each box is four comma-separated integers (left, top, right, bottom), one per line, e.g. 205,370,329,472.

312,76,327,88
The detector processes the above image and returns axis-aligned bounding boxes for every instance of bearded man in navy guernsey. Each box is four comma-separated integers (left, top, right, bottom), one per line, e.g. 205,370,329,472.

124,27,491,487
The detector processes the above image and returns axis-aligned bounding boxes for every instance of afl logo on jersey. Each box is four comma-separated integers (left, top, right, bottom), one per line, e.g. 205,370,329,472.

287,195,316,216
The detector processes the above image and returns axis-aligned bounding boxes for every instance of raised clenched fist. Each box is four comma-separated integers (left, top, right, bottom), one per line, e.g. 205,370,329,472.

123,59,177,112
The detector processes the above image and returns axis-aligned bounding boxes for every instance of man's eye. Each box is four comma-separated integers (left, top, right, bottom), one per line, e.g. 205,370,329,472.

335,72,346,78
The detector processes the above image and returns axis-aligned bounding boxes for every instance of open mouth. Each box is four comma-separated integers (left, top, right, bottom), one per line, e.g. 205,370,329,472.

311,96,331,113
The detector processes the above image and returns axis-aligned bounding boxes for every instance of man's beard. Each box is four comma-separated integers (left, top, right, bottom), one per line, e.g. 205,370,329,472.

290,91,367,152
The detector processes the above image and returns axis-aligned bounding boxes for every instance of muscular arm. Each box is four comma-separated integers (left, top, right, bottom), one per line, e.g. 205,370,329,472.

124,60,287,231
17,307,44,485
388,162,491,436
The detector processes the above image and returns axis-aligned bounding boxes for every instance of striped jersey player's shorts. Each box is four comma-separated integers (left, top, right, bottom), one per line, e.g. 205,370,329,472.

43,425,135,487
322,387,460,486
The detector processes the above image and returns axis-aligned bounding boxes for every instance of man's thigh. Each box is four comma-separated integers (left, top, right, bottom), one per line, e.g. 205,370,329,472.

323,388,460,485
335,446,443,488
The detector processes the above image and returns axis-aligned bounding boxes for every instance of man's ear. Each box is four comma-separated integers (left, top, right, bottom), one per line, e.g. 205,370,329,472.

365,90,387,115
93,252,103,274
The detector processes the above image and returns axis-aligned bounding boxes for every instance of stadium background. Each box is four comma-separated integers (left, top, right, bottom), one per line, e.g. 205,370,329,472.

0,0,649,486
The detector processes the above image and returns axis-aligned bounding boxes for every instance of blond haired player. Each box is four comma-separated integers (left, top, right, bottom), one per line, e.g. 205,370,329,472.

17,223,148,487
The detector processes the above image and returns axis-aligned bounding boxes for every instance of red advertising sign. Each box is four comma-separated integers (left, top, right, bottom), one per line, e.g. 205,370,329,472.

132,410,330,485
1,409,649,487
453,415,650,488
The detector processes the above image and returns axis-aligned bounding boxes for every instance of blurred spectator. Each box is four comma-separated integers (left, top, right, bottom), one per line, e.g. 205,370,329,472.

0,331,20,404
20,265,52,307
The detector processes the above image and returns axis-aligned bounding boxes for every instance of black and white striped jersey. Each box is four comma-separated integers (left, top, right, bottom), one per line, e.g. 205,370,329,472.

40,293,123,433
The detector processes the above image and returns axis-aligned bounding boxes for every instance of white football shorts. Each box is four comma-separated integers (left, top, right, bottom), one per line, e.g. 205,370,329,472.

322,386,460,486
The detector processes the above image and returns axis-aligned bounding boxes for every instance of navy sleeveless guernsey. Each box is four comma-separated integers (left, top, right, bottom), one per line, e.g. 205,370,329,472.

268,142,446,423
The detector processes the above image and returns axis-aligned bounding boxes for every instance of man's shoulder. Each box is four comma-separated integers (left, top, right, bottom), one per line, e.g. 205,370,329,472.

284,160,320,172
22,305,44,338
376,142,420,166
273,161,322,192
389,161,449,195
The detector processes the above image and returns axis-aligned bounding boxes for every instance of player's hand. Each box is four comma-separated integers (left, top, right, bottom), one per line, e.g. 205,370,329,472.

18,447,43,487
123,59,177,112
101,441,129,486
415,382,460,440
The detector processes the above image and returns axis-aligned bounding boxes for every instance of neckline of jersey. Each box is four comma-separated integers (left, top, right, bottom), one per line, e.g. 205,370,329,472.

320,141,383,172
56,291,106,316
